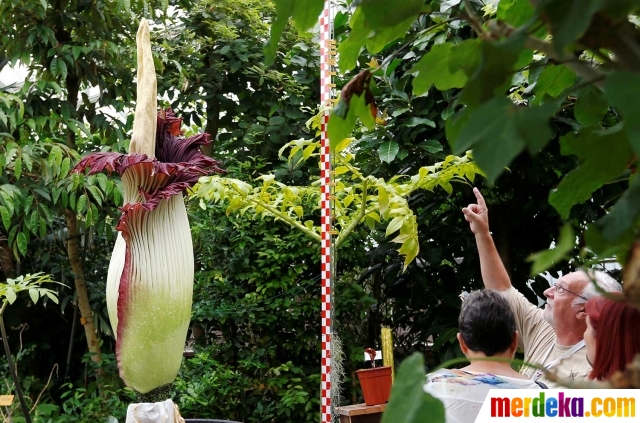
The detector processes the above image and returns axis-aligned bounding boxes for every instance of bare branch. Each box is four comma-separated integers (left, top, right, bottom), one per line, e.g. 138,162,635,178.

462,0,486,37
488,21,606,90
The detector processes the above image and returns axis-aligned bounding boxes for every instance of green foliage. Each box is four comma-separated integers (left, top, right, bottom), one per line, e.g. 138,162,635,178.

328,92,375,150
382,353,445,423
549,127,632,219
265,0,325,64
0,273,59,305
52,380,134,423
410,42,472,93
604,72,640,156
267,0,640,269
9,371,133,423
159,0,319,171
193,134,481,269
0,136,121,262
175,352,318,421
184,190,374,421
449,98,556,182
574,85,609,127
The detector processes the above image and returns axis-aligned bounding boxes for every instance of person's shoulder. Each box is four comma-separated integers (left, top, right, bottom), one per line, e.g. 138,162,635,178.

497,376,546,389
498,286,522,299
426,368,461,382
426,369,481,389
427,369,507,386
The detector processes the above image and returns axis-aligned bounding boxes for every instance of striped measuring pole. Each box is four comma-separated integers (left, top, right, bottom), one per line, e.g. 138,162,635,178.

319,1,335,422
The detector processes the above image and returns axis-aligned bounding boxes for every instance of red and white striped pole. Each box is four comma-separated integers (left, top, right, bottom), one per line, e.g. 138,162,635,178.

319,1,334,422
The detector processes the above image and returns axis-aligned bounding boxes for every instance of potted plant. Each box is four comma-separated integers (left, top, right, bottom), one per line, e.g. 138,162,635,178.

356,348,393,406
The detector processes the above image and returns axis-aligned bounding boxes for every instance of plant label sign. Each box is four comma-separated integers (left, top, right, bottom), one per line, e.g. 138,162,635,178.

0,395,14,406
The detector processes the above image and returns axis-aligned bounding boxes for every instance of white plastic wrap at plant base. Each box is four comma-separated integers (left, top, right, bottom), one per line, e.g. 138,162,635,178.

126,400,177,423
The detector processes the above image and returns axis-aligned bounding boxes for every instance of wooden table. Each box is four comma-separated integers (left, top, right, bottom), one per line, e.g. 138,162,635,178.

336,403,386,423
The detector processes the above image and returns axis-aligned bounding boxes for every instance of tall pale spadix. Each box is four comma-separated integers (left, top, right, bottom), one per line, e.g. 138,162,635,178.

73,20,223,395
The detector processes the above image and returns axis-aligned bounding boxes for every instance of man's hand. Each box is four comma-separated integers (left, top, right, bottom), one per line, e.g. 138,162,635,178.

462,187,489,235
462,188,511,291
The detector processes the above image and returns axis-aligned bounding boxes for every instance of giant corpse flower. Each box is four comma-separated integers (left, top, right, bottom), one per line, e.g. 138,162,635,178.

73,20,223,398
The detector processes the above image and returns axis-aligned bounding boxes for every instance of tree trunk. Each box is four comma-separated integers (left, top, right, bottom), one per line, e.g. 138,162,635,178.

63,70,103,375
64,209,103,374
201,96,220,157
201,52,220,158
65,74,79,149
0,238,14,279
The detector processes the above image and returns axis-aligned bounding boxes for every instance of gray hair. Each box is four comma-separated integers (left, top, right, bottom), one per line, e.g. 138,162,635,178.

572,269,622,307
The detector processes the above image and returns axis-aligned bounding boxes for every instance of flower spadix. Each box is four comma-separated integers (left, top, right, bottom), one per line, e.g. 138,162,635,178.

73,19,223,395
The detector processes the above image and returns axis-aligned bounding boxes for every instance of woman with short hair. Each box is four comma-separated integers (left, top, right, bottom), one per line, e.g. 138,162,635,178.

584,295,640,381
424,290,542,423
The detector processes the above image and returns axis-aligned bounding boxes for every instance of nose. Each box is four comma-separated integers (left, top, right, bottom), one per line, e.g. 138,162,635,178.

543,287,554,299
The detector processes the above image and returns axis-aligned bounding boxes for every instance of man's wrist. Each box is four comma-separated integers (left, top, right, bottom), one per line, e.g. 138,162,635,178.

475,229,492,240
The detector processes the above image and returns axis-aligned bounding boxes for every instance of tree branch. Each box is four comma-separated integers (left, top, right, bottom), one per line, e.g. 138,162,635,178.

229,185,321,242
462,0,485,37
487,21,606,90
336,179,368,248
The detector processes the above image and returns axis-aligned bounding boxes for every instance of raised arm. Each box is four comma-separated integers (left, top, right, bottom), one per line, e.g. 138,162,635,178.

462,188,512,291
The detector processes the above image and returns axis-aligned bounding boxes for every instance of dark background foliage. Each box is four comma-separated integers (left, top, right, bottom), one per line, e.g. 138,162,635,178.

1,0,633,421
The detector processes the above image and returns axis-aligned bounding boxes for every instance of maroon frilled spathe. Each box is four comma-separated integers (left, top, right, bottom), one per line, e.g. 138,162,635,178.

72,109,225,229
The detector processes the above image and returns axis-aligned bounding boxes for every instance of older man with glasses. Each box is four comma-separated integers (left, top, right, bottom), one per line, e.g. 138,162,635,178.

462,188,622,388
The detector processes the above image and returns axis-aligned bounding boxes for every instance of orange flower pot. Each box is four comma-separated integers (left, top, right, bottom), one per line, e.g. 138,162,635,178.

356,366,393,406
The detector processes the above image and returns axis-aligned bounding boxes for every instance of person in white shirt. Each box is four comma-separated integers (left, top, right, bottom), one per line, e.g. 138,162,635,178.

425,289,542,423
462,188,621,387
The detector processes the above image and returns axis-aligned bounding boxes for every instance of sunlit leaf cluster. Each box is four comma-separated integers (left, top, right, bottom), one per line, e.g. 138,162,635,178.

0,272,60,306
193,134,480,268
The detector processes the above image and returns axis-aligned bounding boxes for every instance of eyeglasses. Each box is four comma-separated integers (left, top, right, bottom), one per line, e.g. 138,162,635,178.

554,283,588,301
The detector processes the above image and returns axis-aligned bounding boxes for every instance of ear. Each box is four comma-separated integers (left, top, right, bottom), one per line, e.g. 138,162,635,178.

575,307,587,320
456,333,469,355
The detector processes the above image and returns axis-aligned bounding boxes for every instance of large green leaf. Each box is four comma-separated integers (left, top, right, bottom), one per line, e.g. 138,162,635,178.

594,174,640,242
378,141,399,163
497,0,536,27
328,92,375,150
457,100,522,183
532,64,575,105
265,0,324,64
541,0,604,52
17,231,27,256
0,206,10,231
585,217,637,259
450,98,555,182
337,8,370,72
339,4,420,72
507,102,558,155
13,157,22,179
604,71,640,156
365,16,416,54
452,97,515,152
448,38,482,77
549,126,633,219
459,37,524,107
359,0,424,28
410,43,468,95
381,352,445,423
527,224,574,275
574,85,609,127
